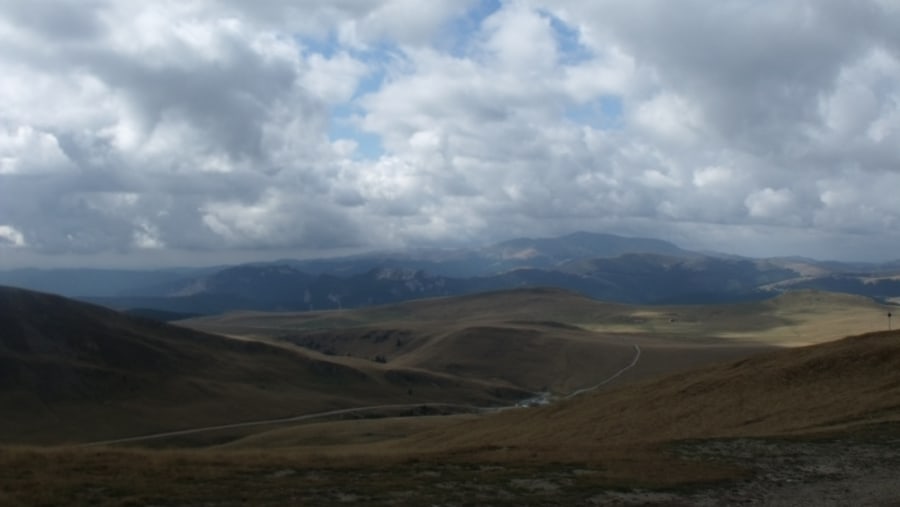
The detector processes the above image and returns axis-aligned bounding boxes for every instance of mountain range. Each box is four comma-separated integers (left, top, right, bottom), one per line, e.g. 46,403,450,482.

2,231,899,316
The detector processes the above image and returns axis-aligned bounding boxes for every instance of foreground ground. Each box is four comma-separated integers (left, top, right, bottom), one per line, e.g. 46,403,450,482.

3,424,900,506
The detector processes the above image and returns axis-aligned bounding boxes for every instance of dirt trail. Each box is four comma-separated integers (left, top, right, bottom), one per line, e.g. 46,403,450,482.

81,344,643,447
564,344,641,399
78,403,481,447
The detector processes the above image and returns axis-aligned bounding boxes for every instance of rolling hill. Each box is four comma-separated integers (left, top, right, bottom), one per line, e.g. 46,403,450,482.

379,329,900,464
4,284,888,446
180,288,895,456
3,286,900,505
0,286,528,444
182,288,890,397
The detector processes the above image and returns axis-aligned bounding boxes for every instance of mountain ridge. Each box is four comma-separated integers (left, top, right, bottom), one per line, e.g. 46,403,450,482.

3,231,900,315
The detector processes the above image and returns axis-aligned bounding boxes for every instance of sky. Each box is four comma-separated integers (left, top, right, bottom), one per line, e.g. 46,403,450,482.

1,0,900,268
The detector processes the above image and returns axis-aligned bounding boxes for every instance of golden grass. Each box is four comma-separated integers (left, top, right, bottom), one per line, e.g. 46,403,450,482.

179,289,891,402
184,288,892,349
97,328,900,471
7,324,900,505
581,291,891,346
8,287,900,505
7,288,890,447
0,442,744,507
218,414,479,449
373,329,900,464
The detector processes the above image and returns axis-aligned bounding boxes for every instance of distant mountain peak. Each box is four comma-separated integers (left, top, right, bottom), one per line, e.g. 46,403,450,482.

372,267,429,281
486,231,688,265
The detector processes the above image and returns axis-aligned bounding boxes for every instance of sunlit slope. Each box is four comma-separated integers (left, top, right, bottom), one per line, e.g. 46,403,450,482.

388,330,900,463
572,290,890,346
182,288,890,394
184,288,889,345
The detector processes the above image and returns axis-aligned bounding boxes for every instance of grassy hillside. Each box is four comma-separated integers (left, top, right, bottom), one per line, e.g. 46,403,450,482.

184,287,889,344
182,288,889,395
0,286,526,444
5,328,900,506
208,327,900,472
4,291,900,505
376,329,900,463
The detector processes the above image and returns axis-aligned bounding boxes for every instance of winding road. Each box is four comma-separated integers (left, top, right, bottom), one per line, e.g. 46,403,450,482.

80,343,642,447
78,403,482,448
564,344,642,399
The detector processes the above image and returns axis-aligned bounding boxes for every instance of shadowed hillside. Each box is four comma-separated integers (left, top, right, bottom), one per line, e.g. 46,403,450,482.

0,286,526,444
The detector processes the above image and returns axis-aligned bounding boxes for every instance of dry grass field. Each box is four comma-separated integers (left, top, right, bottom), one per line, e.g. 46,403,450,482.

388,330,900,459
5,329,900,505
4,287,900,505
182,287,891,394
183,288,889,346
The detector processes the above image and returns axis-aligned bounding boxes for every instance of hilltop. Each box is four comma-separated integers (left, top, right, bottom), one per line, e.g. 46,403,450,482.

182,287,781,394
183,287,889,392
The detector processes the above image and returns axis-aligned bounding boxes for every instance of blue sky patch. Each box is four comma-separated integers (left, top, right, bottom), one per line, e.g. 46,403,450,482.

440,0,502,57
543,11,593,65
565,95,624,130
329,101,384,160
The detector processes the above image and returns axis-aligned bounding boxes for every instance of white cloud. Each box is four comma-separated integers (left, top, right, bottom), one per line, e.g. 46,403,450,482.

692,166,734,188
0,126,74,174
641,169,682,189
0,225,25,247
745,188,796,220
562,47,636,102
483,2,558,73
337,0,475,48
302,52,369,104
1,0,900,265
814,170,900,233
632,92,703,144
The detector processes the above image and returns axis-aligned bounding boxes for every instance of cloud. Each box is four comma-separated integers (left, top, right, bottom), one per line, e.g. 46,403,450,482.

0,126,75,175
745,188,797,221
302,52,370,104
1,0,899,266
482,1,558,73
0,225,25,247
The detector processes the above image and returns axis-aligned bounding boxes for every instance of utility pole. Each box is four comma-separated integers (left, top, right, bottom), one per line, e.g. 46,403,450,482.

889,312,893,331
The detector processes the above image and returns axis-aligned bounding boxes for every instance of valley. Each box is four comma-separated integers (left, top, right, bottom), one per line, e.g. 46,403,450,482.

2,283,899,505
